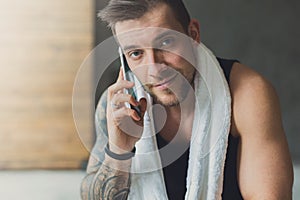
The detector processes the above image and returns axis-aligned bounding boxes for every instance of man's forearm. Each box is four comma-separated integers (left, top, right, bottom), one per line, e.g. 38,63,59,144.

81,157,132,200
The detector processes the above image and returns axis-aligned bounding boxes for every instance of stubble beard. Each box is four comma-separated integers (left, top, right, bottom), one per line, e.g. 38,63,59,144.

151,88,183,107
142,65,196,107
145,76,193,107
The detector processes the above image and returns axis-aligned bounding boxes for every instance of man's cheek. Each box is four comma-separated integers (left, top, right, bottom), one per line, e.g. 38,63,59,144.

130,66,148,82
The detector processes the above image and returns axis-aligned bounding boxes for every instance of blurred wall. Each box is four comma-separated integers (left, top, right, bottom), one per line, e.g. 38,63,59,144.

186,0,300,162
0,0,94,169
95,0,300,162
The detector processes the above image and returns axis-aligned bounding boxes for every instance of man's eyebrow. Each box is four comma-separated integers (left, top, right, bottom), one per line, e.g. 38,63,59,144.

123,45,141,52
153,30,176,42
122,30,177,52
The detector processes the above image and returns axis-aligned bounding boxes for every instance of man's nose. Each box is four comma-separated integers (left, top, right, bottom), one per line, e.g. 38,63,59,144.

145,49,166,76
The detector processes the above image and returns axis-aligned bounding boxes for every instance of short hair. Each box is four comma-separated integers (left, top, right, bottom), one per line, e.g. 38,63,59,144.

98,0,191,34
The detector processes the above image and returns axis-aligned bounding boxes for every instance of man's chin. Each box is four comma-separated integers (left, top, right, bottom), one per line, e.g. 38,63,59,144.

146,86,187,107
155,98,180,107
151,92,180,107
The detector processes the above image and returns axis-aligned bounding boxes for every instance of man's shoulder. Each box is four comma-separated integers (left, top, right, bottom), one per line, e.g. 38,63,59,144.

229,62,279,137
229,63,293,199
229,62,275,97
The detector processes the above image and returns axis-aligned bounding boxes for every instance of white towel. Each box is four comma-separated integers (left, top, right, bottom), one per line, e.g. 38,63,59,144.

128,43,231,200
89,43,231,200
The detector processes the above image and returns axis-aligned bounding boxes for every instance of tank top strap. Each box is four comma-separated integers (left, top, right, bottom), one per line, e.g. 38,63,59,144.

216,57,239,83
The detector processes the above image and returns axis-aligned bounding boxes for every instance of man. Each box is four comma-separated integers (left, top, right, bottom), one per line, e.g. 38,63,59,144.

81,0,293,199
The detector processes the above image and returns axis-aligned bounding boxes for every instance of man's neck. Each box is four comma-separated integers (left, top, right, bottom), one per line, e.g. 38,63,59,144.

155,88,196,143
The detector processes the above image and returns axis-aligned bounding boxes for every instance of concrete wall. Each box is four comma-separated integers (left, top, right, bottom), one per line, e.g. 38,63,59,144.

185,0,300,162
95,0,300,162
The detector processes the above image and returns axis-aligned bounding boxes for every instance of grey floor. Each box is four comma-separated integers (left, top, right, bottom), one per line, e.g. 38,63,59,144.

0,170,86,200
0,166,299,200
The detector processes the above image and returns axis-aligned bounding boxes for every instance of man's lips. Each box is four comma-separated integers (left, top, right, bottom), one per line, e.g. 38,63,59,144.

153,73,178,89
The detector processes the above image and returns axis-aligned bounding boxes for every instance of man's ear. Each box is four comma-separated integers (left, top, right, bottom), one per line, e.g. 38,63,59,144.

188,19,200,43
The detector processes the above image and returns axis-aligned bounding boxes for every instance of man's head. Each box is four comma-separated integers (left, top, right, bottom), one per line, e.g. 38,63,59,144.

99,0,200,107
98,0,191,34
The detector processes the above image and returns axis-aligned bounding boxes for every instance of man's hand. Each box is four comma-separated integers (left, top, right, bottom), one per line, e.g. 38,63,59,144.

106,67,147,154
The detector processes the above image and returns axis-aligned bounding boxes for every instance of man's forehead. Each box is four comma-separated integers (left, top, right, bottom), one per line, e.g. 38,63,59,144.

114,3,186,50
116,27,187,51
117,28,167,47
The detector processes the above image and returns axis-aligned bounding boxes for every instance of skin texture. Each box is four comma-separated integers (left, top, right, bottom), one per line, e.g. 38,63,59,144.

81,3,294,200
229,63,294,199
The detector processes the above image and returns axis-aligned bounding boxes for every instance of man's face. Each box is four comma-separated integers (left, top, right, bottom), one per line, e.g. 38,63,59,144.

115,3,199,106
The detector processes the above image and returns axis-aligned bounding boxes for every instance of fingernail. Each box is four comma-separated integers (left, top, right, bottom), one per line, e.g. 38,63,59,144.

134,112,141,121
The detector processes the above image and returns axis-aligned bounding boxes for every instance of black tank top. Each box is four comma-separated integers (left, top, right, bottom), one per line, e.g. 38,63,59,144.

156,58,243,200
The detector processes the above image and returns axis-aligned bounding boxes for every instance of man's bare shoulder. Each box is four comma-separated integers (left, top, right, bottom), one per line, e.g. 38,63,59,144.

228,62,294,199
229,62,279,137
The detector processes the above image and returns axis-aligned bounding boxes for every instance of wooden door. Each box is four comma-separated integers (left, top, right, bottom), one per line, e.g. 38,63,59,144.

0,0,94,169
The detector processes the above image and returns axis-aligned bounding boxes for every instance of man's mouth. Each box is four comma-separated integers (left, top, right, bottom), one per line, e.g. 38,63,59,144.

153,73,178,90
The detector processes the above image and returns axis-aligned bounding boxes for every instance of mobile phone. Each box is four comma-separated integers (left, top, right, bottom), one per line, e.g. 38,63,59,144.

118,47,141,117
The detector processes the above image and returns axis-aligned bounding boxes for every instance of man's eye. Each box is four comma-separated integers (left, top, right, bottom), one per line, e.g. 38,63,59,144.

129,50,142,59
161,38,175,47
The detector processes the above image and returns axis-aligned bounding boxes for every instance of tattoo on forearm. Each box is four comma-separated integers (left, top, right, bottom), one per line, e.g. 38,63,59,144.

81,174,95,200
82,91,131,200
90,164,130,200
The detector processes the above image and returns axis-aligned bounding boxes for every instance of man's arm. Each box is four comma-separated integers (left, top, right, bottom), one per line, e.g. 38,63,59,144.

81,68,147,200
230,63,294,199
81,156,132,200
81,90,133,200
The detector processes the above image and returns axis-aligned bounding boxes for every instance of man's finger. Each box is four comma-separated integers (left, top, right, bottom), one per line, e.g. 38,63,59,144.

117,66,124,81
110,93,138,108
108,80,134,97
139,98,147,117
